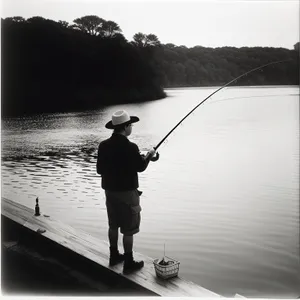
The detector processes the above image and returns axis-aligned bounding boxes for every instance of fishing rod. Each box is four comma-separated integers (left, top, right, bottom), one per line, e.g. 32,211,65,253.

153,59,291,152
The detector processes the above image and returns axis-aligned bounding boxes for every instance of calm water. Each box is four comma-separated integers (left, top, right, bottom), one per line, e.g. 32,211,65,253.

1,86,299,297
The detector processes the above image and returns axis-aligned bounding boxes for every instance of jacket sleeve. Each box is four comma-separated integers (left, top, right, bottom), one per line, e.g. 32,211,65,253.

131,143,151,172
96,143,104,175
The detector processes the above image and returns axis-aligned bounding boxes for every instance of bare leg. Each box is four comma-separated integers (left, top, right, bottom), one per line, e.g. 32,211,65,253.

108,228,118,248
123,235,144,272
108,228,124,266
123,235,133,253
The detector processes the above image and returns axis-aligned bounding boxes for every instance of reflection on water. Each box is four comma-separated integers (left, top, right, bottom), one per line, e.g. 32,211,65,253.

1,86,299,297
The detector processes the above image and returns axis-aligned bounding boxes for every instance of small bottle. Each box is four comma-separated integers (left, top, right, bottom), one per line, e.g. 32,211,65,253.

35,197,40,216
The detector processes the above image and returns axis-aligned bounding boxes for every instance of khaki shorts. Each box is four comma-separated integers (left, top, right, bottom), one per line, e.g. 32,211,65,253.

105,189,141,236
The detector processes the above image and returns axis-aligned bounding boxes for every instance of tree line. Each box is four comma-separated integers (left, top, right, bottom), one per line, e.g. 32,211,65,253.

1,16,165,116
154,44,299,87
1,15,299,116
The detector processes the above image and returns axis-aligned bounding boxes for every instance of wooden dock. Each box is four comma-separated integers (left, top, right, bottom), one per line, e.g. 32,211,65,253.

1,197,220,297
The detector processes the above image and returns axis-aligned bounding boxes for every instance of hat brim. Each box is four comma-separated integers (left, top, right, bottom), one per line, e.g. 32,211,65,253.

105,116,140,129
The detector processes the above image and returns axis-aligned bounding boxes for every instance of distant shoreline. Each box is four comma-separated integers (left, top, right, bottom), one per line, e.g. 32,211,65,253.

2,17,298,117
165,84,300,89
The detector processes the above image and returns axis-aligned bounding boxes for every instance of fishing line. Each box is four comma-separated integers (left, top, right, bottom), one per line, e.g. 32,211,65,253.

154,59,292,151
208,93,300,105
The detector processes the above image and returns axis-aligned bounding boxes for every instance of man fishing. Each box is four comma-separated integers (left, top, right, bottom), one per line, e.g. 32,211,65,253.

96,60,287,275
97,110,159,274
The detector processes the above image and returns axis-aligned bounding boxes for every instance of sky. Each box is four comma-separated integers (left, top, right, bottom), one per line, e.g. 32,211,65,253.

1,0,299,49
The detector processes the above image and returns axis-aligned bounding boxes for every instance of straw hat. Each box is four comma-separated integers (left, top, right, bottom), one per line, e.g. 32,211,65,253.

105,110,139,129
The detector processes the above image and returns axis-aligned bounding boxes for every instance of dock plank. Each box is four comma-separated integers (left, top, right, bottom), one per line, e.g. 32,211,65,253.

1,197,220,297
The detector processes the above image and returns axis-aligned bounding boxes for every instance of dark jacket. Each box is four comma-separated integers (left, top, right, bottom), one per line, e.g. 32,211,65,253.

96,133,150,191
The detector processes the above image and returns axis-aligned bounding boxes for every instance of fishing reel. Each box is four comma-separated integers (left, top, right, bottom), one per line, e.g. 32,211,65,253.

150,152,159,162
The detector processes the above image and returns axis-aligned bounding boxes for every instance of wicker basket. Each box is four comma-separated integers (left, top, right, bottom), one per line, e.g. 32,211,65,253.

153,256,180,279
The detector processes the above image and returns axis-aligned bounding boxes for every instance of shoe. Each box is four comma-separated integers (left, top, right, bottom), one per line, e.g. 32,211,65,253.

123,252,144,274
109,247,125,266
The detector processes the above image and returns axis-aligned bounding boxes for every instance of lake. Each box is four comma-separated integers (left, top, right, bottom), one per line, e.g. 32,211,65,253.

1,86,299,297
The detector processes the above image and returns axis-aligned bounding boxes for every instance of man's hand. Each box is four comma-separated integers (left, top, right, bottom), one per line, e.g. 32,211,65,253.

145,148,159,162
146,148,156,159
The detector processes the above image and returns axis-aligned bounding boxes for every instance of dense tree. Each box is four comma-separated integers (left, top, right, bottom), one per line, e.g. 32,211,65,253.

58,20,69,28
100,20,122,37
146,34,161,47
27,16,47,23
165,43,176,49
132,32,146,47
132,32,161,47
4,16,25,23
72,15,105,35
1,16,166,116
154,44,299,87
